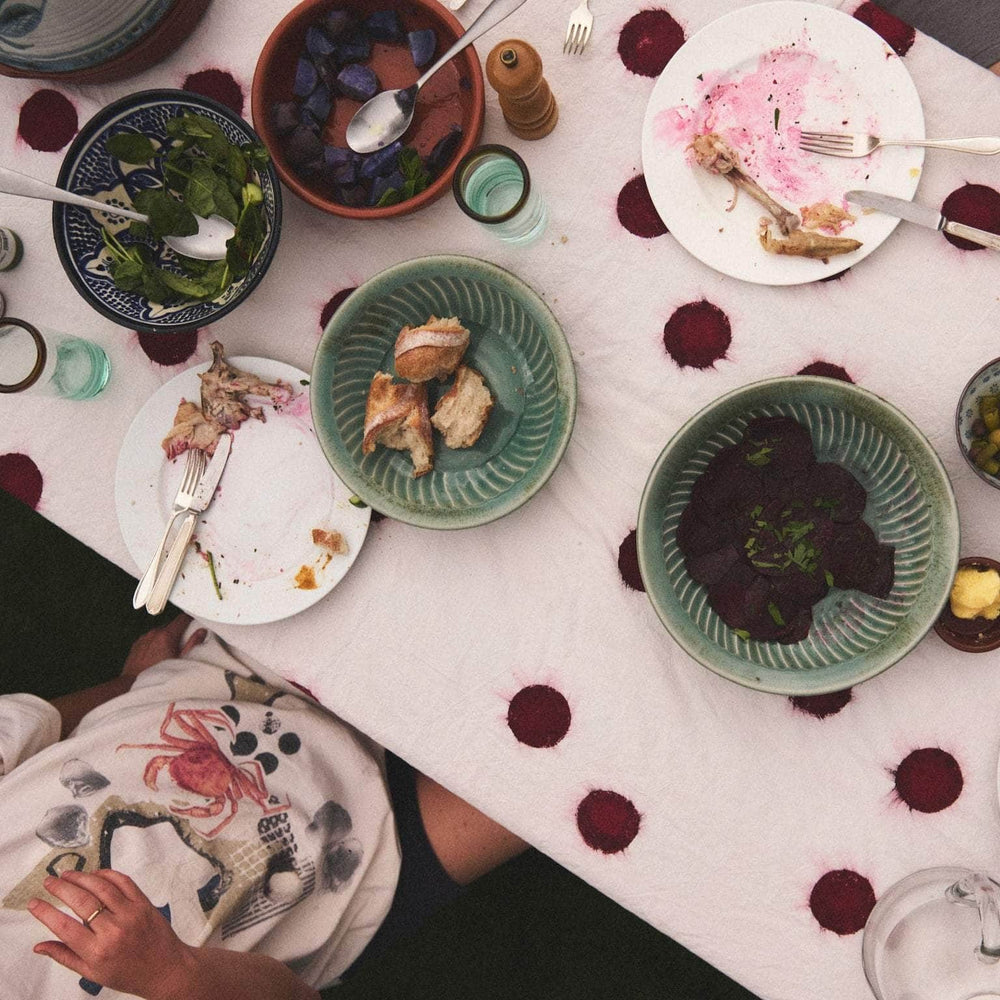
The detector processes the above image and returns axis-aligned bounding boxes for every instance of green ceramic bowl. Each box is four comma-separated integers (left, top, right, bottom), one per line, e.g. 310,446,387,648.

637,377,959,695
311,255,576,528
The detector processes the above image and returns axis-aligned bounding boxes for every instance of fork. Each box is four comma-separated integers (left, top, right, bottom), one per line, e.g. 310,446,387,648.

798,131,1000,158
563,0,593,54
131,448,206,609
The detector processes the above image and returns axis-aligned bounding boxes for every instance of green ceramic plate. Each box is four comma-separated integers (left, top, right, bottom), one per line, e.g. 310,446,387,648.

637,377,959,695
311,255,577,528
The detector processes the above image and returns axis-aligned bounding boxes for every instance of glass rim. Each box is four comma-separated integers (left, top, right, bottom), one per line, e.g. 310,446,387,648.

0,316,46,393
451,143,531,225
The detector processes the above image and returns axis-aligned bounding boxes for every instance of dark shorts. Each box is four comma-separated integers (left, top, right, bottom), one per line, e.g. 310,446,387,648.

342,751,464,976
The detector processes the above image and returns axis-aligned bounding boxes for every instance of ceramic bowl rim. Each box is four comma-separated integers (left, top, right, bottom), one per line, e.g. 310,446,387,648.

52,87,282,334
955,354,1000,491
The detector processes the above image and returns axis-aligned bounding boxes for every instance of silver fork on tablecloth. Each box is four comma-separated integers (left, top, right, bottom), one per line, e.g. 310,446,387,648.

132,448,205,609
798,130,1000,157
563,0,593,54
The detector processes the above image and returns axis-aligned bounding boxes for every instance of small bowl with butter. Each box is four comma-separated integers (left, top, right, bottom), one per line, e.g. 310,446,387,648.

934,556,1000,652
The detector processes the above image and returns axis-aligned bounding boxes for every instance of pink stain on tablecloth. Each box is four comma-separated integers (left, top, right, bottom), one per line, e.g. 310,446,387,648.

183,68,245,115
18,90,78,152
0,452,43,508
941,184,1000,251
663,300,731,369
789,690,853,718
507,685,571,748
810,869,876,934
577,789,641,854
618,529,644,592
138,329,200,366
618,9,686,78
797,361,854,383
320,288,357,332
852,2,915,57
892,747,963,813
617,175,668,238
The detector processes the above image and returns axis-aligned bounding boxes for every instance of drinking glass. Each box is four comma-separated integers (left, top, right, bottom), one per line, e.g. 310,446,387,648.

452,144,547,245
0,317,110,399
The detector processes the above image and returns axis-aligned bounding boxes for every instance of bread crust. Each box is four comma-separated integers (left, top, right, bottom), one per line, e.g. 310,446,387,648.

394,315,470,382
363,372,434,477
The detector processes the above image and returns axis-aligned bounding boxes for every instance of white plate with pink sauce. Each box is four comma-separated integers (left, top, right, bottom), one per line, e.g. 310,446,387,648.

115,357,370,625
641,1,925,285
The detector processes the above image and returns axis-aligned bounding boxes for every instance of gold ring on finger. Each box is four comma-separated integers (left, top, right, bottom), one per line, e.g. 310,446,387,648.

82,904,106,927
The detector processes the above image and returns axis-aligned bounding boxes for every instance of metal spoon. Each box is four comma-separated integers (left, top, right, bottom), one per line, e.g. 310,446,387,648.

346,0,528,154
0,165,235,260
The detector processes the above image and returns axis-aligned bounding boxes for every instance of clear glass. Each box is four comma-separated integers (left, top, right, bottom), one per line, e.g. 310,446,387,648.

452,144,547,246
863,868,1000,1000
0,318,110,399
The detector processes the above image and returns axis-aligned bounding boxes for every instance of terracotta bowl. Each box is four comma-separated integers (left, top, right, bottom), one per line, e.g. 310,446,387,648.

251,0,484,220
933,556,1000,653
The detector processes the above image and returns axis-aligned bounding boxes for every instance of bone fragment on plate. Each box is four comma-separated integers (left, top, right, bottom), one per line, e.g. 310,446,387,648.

688,132,800,236
758,220,862,260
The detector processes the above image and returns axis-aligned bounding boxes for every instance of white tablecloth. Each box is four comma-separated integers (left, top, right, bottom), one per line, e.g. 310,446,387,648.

2,2,1000,997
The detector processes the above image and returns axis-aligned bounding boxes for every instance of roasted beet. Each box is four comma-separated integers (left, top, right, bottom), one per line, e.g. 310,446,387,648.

676,501,720,558
408,27,436,68
685,544,742,587
805,462,868,523
740,414,815,477
336,62,378,101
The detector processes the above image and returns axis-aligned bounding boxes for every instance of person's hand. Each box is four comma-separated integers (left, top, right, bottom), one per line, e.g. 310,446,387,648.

28,869,197,1000
122,613,207,679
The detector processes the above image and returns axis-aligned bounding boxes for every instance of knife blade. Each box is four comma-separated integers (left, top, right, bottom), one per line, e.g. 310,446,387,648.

846,190,1000,251
145,433,232,615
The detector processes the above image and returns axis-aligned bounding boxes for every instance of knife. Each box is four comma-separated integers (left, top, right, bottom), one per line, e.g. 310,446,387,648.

145,433,232,615
846,190,1000,251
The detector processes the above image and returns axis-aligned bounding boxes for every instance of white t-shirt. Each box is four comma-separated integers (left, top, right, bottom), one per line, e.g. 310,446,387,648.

0,634,401,997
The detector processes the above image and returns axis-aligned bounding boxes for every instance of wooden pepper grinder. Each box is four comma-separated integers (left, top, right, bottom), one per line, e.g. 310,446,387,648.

485,39,558,140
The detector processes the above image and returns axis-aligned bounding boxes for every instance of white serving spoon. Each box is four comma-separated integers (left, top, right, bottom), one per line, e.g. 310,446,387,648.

346,0,528,154
0,165,235,260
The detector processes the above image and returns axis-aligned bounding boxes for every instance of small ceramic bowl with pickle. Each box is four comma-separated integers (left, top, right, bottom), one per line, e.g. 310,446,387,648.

956,356,1000,491
933,556,1000,653
53,89,281,334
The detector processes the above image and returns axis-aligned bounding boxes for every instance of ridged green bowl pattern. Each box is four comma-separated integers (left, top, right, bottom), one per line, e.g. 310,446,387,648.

637,377,959,694
311,255,577,529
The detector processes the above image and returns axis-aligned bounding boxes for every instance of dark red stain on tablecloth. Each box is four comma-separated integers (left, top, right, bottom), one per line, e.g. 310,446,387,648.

138,330,199,366
508,685,571,748
618,529,644,592
852,2,915,57
892,747,963,813
818,269,850,283
797,361,854,383
810,869,876,934
577,789,641,853
618,9,686,78
941,184,1000,251
663,300,731,369
18,90,78,152
183,69,244,115
0,453,43,508
790,689,853,718
617,175,668,238
320,288,357,331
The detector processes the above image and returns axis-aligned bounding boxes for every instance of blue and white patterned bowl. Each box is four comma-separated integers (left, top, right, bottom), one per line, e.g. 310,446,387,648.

637,376,959,695
53,89,281,334
956,356,1000,492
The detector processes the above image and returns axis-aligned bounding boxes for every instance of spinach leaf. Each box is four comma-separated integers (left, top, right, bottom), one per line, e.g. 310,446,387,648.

106,132,156,164
132,187,197,238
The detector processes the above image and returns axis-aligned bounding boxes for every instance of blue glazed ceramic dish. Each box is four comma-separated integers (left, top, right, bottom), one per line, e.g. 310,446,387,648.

637,376,959,695
53,89,281,334
311,255,577,529
956,355,1000,492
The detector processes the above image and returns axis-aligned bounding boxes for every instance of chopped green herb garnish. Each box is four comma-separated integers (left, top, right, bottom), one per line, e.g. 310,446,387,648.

767,602,785,626
824,569,835,587
746,445,773,466
734,628,751,640
207,550,223,600
375,147,431,207
348,495,368,508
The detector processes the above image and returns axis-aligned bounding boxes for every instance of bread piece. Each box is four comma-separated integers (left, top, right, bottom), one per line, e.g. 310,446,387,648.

394,315,470,382
431,365,494,448
363,372,434,477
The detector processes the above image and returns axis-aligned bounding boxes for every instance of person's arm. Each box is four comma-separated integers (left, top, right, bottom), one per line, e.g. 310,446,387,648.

28,869,319,1000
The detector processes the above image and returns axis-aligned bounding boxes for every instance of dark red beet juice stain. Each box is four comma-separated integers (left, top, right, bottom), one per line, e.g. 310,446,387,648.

797,361,854,383
893,747,963,813
577,790,641,854
663,300,731,369
618,9,686,77
790,689,852,718
0,453,43,508
616,175,667,238
138,330,199,366
320,287,357,331
183,69,244,114
18,89,78,152
852,2,915,56
810,869,876,934
941,184,1000,251
507,685,571,748
618,529,644,592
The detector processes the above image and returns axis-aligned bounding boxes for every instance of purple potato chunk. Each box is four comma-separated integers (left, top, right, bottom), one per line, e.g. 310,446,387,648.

336,63,378,101
685,544,742,587
408,28,436,69
271,101,299,136
299,107,323,134
369,168,405,205
303,83,332,123
427,126,462,175
323,9,353,39
365,9,403,41
292,56,319,97
359,139,402,179
285,123,324,166
334,31,372,64
306,24,336,58
336,183,366,207
323,145,360,185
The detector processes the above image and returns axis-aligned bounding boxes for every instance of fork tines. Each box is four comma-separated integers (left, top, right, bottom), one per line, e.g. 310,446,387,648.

798,130,855,153
563,1,593,54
